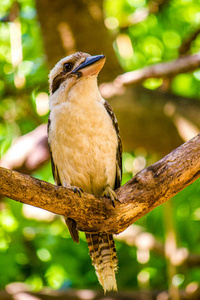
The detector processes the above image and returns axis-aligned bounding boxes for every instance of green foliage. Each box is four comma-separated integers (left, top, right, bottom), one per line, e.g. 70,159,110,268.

0,0,200,294
0,0,48,156
104,0,200,96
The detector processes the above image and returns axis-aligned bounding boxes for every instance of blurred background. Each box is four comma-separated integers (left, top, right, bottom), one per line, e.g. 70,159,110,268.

0,0,200,299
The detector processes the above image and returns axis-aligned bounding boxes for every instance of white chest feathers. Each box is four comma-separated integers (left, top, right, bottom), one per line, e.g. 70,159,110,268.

49,96,118,196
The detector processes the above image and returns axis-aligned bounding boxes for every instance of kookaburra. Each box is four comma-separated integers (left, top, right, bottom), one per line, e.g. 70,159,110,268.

48,52,122,292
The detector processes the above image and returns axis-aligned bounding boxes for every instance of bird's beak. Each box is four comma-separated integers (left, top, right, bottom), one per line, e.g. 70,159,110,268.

72,55,106,77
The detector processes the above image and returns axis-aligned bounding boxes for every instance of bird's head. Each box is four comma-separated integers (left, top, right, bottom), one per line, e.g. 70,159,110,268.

49,52,106,100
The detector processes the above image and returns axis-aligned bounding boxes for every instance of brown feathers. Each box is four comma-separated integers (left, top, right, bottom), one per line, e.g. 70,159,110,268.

48,52,122,292
103,100,122,190
86,233,118,292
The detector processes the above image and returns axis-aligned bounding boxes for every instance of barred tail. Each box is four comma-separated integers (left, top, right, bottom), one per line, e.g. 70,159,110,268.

85,233,118,293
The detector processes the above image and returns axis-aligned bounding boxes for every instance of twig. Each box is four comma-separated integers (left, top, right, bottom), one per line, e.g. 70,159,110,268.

179,28,200,55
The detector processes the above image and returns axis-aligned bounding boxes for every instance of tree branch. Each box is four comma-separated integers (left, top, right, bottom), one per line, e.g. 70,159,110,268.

0,124,49,174
0,134,200,234
114,53,200,87
179,28,200,55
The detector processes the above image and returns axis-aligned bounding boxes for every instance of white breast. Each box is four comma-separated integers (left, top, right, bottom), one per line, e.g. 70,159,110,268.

49,81,118,196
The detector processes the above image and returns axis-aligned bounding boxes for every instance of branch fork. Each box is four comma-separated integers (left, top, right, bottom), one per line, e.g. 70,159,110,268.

0,134,200,234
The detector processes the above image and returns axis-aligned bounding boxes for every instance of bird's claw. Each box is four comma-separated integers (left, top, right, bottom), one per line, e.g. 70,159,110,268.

102,186,120,208
68,186,83,197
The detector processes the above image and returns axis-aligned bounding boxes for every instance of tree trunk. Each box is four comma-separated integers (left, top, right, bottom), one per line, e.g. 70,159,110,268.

35,0,122,82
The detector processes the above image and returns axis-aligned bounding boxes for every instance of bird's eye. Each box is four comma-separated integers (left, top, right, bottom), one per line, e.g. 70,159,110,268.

63,63,73,73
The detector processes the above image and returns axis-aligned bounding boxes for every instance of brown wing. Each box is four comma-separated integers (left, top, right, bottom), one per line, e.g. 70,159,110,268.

104,100,122,189
47,117,62,186
47,117,79,243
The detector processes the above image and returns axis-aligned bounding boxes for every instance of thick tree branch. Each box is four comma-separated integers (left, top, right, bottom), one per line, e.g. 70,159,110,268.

0,124,49,174
0,134,200,234
114,53,200,87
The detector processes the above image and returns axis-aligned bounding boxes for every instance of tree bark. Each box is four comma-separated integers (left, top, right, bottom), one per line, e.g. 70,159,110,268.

1,134,200,234
114,53,200,86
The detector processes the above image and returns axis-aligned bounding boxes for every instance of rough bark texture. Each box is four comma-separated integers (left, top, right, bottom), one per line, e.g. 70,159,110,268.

1,134,200,234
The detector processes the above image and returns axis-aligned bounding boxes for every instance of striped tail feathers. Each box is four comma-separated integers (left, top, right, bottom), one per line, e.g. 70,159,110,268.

85,233,118,293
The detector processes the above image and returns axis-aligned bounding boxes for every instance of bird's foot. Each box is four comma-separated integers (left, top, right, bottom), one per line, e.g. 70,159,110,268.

68,186,83,197
102,186,120,208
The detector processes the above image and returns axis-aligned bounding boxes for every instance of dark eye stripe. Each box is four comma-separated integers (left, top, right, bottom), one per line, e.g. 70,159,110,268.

51,71,66,94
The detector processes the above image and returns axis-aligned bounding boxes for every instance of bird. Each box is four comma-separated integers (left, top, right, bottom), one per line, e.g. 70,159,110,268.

48,52,122,292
